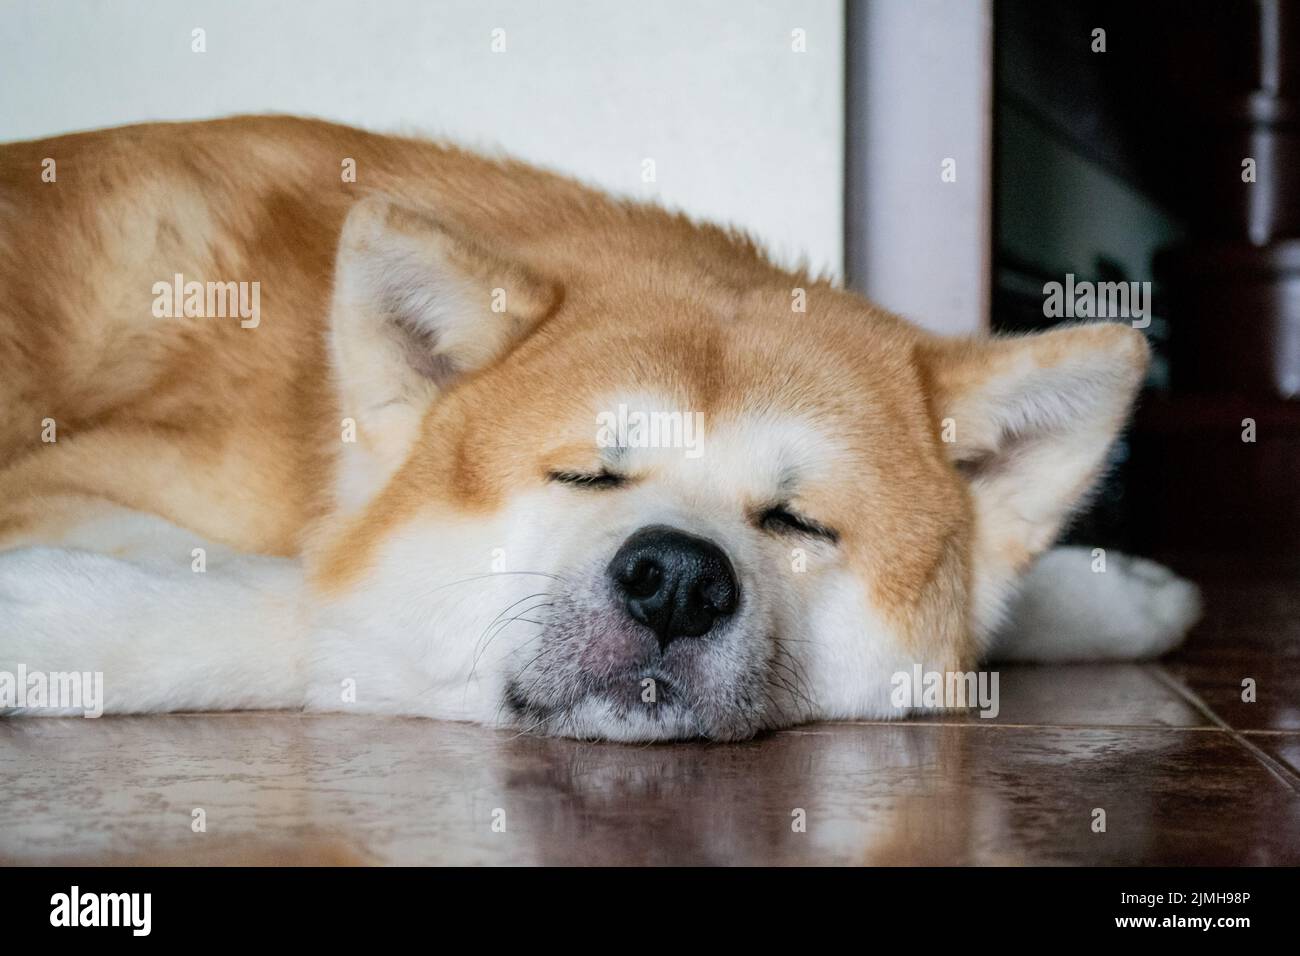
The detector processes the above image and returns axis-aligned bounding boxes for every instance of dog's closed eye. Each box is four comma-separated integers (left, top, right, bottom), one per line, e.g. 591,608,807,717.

547,469,628,489
757,504,839,544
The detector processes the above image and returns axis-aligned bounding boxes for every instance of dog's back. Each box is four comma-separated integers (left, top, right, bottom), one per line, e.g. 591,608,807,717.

0,119,372,551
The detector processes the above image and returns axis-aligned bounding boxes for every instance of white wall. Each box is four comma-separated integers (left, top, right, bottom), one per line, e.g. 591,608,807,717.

0,0,844,277
846,0,992,334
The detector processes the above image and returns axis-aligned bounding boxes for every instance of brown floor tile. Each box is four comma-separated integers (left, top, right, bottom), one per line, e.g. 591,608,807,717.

915,663,1211,728
1162,552,1300,660
1147,552,1300,731
2,714,1295,866
1156,659,1300,731
1244,732,1300,782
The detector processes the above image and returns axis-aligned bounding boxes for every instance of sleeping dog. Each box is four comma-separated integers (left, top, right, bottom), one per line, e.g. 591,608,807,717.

0,117,1199,738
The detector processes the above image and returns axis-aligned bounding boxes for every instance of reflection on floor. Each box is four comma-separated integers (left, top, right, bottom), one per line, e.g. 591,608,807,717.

2,554,1297,865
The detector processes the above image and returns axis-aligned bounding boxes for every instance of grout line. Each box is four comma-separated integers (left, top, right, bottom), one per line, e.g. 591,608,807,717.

826,719,1224,732
159,710,311,718
1148,665,1300,795
159,711,1232,734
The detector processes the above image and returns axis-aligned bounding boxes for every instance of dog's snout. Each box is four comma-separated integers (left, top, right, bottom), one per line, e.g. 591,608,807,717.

608,525,739,646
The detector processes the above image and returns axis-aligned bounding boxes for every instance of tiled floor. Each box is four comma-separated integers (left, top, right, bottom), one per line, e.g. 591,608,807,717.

2,553,1297,865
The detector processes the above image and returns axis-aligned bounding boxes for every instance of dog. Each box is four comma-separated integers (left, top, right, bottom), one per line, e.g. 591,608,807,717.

0,117,1200,740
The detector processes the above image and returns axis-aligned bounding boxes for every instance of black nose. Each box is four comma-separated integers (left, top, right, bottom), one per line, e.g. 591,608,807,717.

608,525,740,646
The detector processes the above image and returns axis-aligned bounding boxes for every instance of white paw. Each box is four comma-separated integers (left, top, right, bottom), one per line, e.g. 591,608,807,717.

1106,553,1202,656
994,547,1202,662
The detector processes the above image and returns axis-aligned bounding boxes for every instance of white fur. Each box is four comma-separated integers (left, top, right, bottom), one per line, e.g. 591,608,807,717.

991,545,1201,662
0,508,307,715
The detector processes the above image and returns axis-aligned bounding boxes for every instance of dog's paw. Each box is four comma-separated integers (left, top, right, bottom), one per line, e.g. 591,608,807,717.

1105,553,1203,656
994,546,1203,662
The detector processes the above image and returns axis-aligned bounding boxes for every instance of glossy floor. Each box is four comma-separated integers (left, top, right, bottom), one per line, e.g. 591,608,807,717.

3,554,1297,865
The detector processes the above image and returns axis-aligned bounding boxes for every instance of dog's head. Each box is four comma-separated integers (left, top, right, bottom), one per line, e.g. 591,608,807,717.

309,196,1147,740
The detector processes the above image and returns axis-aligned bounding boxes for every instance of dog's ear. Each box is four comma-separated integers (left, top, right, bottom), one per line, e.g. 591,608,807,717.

328,196,558,508
920,323,1149,629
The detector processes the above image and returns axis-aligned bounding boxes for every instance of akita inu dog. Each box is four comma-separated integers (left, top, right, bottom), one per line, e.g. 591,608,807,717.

0,117,1199,740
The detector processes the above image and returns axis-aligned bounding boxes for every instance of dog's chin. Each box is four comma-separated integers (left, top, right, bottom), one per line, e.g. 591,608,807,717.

495,589,770,741
503,678,764,743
